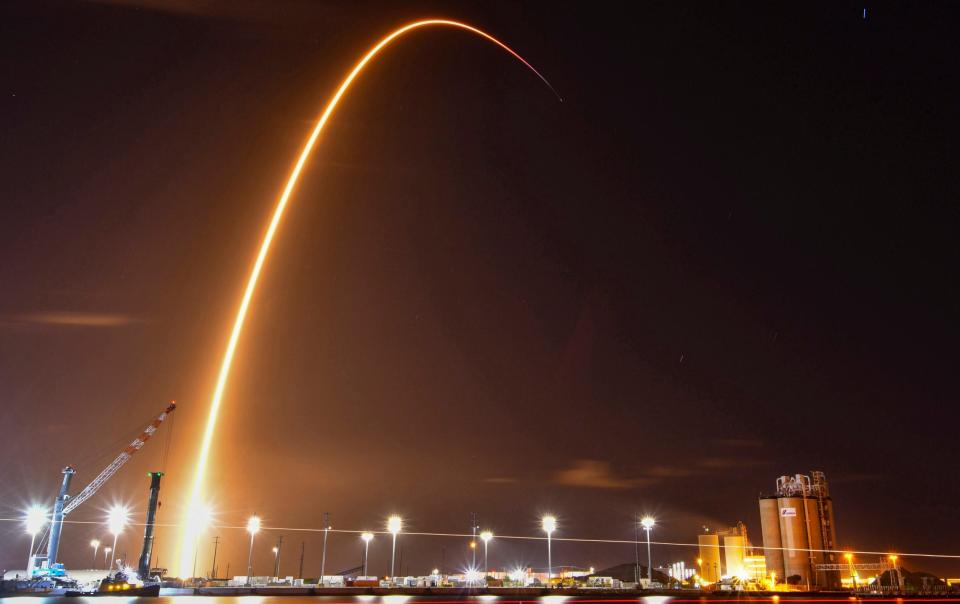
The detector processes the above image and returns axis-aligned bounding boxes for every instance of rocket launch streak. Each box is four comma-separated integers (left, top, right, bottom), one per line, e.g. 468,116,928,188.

177,20,557,577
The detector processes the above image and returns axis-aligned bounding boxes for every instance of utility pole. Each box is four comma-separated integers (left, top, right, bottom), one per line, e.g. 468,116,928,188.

320,512,330,581
634,513,641,584
210,536,220,579
298,541,305,579
470,512,478,569
273,536,283,578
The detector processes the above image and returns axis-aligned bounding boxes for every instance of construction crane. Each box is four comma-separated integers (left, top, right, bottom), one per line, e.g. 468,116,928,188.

37,401,176,575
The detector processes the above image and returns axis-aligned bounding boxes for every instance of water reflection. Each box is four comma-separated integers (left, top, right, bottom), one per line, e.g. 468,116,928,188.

8,596,960,604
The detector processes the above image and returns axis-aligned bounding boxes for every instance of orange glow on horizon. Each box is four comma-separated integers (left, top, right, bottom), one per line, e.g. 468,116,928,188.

176,19,557,577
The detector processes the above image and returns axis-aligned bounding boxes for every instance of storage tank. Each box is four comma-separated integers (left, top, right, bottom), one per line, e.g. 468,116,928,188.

758,496,784,580
803,497,825,582
778,496,811,585
723,535,747,577
697,533,722,582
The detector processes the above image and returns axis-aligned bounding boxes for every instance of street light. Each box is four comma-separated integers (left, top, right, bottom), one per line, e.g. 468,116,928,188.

107,505,130,571
640,516,655,585
467,541,477,586
361,532,374,576
387,515,402,579
246,514,261,586
90,539,101,570
465,568,483,585
480,531,493,575
24,506,48,575
542,515,556,586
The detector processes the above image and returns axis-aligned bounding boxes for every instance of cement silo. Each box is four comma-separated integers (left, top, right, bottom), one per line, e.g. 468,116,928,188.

697,533,722,582
759,496,784,580
757,471,840,589
778,494,812,584
723,534,747,577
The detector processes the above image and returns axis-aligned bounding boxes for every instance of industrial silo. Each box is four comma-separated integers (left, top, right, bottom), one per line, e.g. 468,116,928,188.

804,496,826,584
723,534,747,577
697,533,722,582
778,495,812,585
758,496,784,580
759,472,841,589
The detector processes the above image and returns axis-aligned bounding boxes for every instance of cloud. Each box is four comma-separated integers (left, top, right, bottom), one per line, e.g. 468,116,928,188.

482,477,518,484
5,311,142,327
553,459,652,489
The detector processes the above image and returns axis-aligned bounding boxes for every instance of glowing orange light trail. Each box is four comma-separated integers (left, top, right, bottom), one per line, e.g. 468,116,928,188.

177,19,557,577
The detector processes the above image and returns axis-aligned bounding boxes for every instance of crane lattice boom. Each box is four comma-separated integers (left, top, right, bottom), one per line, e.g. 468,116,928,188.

62,402,176,516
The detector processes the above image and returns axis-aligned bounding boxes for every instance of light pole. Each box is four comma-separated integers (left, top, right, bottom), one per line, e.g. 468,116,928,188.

480,531,493,576
641,516,655,585
542,515,556,587
107,505,130,572
90,539,101,570
246,514,261,586
24,506,47,575
388,516,402,579
361,532,374,576
103,547,112,568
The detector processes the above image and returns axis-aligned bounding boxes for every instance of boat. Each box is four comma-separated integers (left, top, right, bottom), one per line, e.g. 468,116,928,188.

65,568,160,597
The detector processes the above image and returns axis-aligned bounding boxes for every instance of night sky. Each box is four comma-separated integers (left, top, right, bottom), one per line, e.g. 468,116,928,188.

2,0,959,579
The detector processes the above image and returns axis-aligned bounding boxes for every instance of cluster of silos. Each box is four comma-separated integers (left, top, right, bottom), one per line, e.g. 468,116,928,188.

697,522,748,582
758,471,840,589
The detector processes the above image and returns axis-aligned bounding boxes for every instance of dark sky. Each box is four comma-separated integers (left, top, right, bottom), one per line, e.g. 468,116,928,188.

2,0,958,579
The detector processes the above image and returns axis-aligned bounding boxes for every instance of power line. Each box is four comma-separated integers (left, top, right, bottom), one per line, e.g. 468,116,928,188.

1,517,956,560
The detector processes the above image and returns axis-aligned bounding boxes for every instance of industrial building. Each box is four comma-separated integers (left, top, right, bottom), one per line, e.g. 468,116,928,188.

697,522,749,582
758,471,840,589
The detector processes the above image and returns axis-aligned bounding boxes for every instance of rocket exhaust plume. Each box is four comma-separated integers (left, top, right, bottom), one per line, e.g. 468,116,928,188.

177,19,558,577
